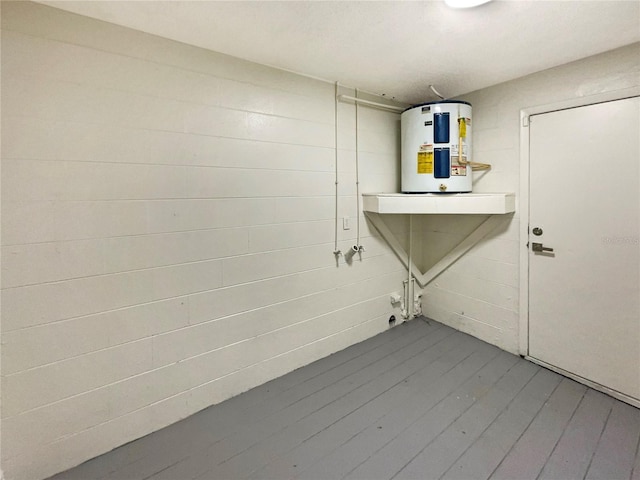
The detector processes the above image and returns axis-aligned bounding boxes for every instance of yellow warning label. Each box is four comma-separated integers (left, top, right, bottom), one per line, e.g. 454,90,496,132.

458,117,467,139
417,151,433,174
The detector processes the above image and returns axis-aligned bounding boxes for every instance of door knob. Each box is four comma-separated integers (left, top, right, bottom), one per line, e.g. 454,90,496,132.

532,242,554,253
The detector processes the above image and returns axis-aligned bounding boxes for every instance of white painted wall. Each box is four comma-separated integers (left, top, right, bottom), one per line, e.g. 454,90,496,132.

0,3,406,479
421,42,640,354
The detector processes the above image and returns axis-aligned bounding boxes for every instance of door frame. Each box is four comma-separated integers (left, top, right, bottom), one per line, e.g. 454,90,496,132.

518,86,640,356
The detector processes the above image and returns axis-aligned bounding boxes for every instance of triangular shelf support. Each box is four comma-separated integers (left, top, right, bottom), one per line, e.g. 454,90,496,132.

363,193,516,288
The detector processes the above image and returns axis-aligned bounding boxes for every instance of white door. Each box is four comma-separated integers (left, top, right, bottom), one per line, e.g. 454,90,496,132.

528,96,640,403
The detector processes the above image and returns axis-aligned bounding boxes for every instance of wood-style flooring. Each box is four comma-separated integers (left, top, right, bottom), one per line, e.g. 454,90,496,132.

49,318,640,480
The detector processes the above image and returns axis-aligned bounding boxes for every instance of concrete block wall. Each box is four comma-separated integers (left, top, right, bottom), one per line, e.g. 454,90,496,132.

0,3,406,479
420,43,640,354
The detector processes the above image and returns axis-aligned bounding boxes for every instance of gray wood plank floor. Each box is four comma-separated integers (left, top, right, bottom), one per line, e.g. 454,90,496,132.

49,318,640,480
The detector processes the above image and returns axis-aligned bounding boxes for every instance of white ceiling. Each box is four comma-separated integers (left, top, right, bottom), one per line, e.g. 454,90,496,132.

39,0,640,104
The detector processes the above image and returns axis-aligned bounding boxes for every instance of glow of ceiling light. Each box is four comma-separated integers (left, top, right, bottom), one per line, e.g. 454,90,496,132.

444,0,492,8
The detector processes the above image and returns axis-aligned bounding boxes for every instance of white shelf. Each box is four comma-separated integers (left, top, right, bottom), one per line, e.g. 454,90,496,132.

362,192,516,215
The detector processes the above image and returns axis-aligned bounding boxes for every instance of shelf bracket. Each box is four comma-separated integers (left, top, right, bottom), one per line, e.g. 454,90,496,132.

365,212,506,288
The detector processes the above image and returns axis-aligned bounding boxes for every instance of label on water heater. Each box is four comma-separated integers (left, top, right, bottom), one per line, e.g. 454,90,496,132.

451,144,468,156
417,151,433,174
451,165,467,176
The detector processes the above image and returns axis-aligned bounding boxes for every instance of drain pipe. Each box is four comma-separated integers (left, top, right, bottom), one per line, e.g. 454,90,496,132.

345,244,359,262
402,215,414,320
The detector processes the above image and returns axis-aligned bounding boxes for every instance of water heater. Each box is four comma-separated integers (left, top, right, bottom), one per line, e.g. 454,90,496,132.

401,101,472,193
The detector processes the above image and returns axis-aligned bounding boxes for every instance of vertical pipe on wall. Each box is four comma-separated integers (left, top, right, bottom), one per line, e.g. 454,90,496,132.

355,88,361,249
333,82,341,257
408,214,413,319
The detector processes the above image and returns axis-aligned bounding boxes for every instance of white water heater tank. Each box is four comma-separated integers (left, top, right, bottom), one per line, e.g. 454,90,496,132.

401,101,472,193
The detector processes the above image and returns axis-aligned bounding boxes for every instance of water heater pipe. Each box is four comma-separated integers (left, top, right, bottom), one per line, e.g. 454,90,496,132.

456,105,491,171
458,122,491,171
429,85,446,100
337,95,405,112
